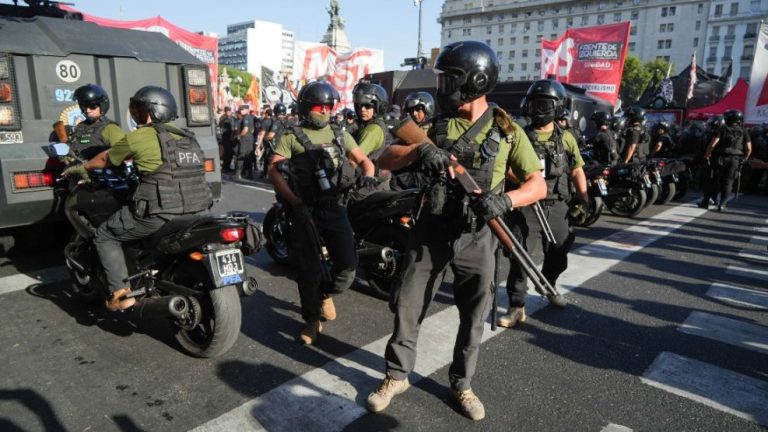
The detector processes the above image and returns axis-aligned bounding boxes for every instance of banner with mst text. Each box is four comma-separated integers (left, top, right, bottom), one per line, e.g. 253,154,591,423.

293,42,384,109
541,22,631,106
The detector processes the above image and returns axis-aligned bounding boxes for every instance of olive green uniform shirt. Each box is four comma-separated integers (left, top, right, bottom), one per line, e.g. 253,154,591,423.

355,122,386,156
532,129,585,170
101,123,127,146
275,125,359,165
108,123,182,174
445,116,542,192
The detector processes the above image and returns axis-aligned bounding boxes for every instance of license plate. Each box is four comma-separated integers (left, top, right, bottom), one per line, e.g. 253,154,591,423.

0,131,23,144
643,175,652,188
211,249,244,286
597,178,608,195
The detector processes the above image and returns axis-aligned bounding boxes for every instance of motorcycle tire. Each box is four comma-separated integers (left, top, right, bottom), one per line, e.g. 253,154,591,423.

645,184,660,208
69,268,101,305
606,187,647,218
171,264,242,358
673,174,689,201
576,196,604,227
363,225,410,300
263,206,291,265
657,181,677,205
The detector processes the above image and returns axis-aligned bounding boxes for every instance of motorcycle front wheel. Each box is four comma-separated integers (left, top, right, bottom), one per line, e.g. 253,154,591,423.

657,181,677,205
171,264,241,358
645,184,660,208
606,187,647,218
575,196,604,227
363,224,410,300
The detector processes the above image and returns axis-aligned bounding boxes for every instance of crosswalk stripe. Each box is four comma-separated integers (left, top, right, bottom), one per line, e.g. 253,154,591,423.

750,236,768,246
0,265,68,295
725,265,768,282
641,352,768,426
678,311,768,355
706,283,768,310
193,203,706,431
600,424,633,432
739,249,768,263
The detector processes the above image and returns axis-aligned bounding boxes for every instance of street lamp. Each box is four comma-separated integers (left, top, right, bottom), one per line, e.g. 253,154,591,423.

414,0,423,60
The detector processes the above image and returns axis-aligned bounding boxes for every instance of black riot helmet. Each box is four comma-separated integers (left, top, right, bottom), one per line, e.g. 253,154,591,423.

129,86,177,124
611,115,626,132
723,109,743,126
74,83,110,116
273,103,287,116
625,106,646,124
591,111,612,127
403,91,435,118
655,121,670,134
434,41,499,112
521,79,566,126
706,115,725,131
297,81,339,119
352,82,389,117
557,108,571,125
342,108,356,120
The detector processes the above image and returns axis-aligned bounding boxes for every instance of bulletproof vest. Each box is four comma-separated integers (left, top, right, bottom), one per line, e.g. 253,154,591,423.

630,125,651,159
716,125,746,156
290,124,355,203
526,125,571,201
354,118,393,162
594,130,617,165
69,117,117,154
134,123,213,216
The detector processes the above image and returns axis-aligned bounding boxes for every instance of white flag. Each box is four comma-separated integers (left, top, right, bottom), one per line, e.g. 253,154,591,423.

746,23,768,124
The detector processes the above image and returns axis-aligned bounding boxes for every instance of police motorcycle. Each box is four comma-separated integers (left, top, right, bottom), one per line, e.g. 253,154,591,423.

263,160,418,299
52,143,261,358
602,161,649,218
571,146,609,227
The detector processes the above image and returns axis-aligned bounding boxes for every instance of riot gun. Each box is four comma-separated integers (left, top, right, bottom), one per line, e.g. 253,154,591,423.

302,217,333,284
532,201,557,245
390,117,567,311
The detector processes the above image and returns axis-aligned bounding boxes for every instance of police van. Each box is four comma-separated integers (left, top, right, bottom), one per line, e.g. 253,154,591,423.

0,1,221,240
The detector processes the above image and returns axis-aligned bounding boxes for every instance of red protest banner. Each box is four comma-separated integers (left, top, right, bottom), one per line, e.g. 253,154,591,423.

541,22,630,106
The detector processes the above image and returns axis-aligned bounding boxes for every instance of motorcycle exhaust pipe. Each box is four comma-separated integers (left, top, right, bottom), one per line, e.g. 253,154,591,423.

63,242,87,273
136,295,190,320
357,246,395,264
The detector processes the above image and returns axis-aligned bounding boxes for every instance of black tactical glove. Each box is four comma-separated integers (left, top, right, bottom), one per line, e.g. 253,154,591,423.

357,175,378,190
290,200,312,225
470,192,512,226
62,165,90,183
417,143,452,173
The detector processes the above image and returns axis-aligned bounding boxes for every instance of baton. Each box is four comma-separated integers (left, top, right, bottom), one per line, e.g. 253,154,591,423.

491,243,501,331
533,201,557,245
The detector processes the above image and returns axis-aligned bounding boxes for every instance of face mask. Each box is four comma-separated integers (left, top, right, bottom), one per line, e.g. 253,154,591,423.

437,90,462,115
531,116,554,128
306,112,331,128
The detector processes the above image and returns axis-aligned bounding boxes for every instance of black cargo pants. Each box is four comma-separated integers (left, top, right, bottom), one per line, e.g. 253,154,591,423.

505,200,575,308
94,206,169,293
385,214,496,391
288,201,357,323
713,155,742,206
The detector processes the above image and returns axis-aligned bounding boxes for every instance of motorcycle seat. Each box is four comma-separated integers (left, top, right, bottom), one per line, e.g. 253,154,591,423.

351,189,419,208
142,214,219,248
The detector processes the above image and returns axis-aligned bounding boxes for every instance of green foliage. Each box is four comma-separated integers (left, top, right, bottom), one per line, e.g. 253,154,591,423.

218,65,251,98
619,55,672,105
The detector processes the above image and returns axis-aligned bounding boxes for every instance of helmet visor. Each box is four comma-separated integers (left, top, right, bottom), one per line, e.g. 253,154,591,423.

527,98,557,117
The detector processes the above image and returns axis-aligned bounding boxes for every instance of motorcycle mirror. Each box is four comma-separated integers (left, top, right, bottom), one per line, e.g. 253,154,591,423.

51,142,71,157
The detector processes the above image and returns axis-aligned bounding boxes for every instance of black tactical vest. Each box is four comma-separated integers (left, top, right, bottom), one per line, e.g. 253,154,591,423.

69,117,118,154
133,123,213,216
290,124,356,204
716,125,746,156
594,130,618,165
526,125,572,201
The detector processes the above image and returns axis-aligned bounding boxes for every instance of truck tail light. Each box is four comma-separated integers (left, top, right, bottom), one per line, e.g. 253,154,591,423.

204,158,215,172
13,171,56,191
182,66,211,126
0,52,21,130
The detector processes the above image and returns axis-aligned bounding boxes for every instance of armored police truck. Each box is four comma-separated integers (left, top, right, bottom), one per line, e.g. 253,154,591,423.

0,1,221,244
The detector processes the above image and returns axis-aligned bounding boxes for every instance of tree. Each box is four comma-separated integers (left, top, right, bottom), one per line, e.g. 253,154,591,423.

619,55,673,106
218,65,251,100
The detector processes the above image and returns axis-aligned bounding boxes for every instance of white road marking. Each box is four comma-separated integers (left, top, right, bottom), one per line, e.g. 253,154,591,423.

600,424,633,432
678,311,768,355
227,180,275,194
193,204,706,431
0,265,68,295
750,236,768,246
706,282,768,310
725,265,768,283
641,352,768,427
739,249,768,263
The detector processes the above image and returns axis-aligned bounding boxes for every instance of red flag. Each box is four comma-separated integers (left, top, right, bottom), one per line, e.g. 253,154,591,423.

541,22,630,105
687,51,697,100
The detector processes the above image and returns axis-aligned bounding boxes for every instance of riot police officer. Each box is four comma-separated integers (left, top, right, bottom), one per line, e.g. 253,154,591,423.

366,41,547,421
557,109,586,149
63,86,212,311
651,121,675,158
235,105,256,180
267,81,375,345
258,103,290,177
352,82,393,166
498,79,588,329
702,109,752,212
590,111,619,165
219,107,236,173
70,84,125,155
390,91,436,190
622,107,650,163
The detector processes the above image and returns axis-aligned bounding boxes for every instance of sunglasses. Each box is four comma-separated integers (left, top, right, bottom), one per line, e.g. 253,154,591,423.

81,103,101,111
358,103,375,110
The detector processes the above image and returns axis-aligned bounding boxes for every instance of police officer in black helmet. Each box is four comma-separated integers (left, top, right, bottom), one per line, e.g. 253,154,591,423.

497,79,588,329
557,109,585,149
62,86,212,311
268,81,375,345
651,121,675,158
366,41,546,421
702,109,752,211
590,111,619,165
258,103,289,178
70,83,125,155
622,106,650,163
352,82,394,170
390,91,436,190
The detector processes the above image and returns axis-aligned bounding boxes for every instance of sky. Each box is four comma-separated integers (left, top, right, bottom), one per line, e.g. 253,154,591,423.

62,0,445,71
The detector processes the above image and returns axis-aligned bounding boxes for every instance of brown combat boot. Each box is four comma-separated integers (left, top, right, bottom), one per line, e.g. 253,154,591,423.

450,388,485,421
366,374,410,412
299,320,322,345
105,287,136,311
320,296,336,321
497,306,526,328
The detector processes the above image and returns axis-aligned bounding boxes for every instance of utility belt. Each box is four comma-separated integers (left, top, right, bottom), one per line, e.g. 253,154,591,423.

419,180,479,235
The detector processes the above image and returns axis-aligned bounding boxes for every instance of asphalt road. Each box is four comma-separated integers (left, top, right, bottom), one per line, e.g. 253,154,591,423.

0,177,766,432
